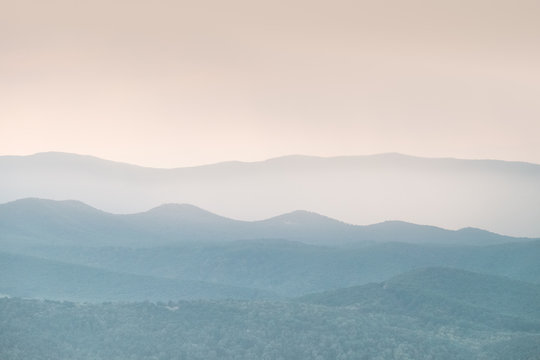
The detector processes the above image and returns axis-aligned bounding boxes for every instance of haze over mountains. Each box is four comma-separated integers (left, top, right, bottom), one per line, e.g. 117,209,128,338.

2,151,540,359
4,0,540,356
2,152,540,237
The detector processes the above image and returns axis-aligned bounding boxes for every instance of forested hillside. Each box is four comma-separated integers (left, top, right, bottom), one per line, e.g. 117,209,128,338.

1,268,539,360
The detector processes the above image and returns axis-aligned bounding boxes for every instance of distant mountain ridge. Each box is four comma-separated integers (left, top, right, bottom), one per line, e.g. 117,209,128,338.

0,198,533,248
2,152,540,236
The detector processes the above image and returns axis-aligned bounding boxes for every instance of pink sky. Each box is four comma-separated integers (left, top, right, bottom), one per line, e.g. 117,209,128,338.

2,0,540,167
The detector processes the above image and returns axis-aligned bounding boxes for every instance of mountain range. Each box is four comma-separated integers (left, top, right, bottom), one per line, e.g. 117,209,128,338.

2,152,540,236
0,198,533,248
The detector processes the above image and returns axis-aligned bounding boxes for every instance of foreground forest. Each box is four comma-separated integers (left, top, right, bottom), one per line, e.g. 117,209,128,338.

2,268,540,360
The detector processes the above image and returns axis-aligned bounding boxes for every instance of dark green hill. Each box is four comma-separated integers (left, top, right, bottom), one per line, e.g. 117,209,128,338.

299,267,540,331
385,267,540,318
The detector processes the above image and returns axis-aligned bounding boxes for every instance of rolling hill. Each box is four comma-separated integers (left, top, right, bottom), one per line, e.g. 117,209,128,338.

0,251,274,301
301,267,540,324
299,268,540,338
13,237,540,297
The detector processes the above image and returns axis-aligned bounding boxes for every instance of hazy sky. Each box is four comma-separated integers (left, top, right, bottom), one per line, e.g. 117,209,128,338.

2,0,540,167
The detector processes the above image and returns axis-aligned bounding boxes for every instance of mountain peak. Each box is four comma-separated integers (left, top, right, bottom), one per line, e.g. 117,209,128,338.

148,203,206,212
263,210,346,226
142,203,233,223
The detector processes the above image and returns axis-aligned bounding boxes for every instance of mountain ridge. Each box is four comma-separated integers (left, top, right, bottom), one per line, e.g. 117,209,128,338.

0,198,535,248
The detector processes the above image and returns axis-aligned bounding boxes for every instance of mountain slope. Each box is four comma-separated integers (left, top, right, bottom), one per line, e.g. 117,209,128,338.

20,239,540,297
0,251,275,301
1,152,540,236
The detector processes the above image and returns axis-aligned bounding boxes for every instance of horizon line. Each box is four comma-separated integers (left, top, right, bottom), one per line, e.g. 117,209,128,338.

2,151,540,170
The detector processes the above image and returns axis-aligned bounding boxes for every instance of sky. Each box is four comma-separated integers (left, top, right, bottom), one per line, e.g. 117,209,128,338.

1,0,540,168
